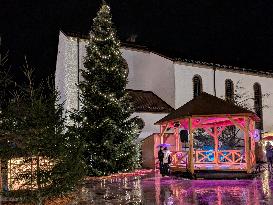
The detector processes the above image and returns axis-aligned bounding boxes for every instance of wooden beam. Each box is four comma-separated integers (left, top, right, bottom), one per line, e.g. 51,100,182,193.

174,127,180,151
227,116,247,132
251,119,256,166
245,117,251,173
216,126,226,138
204,126,225,138
188,117,194,174
160,123,169,144
198,122,231,129
214,127,219,164
204,127,214,137
192,117,209,128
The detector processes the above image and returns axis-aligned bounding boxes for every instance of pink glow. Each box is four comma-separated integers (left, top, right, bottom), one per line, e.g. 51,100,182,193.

73,171,273,204
150,115,256,173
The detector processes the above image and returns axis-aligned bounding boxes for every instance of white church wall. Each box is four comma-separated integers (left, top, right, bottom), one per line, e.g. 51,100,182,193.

148,53,175,108
121,48,152,91
79,39,88,82
56,31,273,138
56,32,170,139
260,79,273,132
121,48,175,108
174,63,215,108
215,70,273,133
173,60,273,133
73,39,176,109
55,32,66,108
62,39,176,108
55,32,78,112
131,112,168,139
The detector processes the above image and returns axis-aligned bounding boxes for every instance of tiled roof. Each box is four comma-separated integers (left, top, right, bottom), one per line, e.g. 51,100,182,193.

127,89,174,113
155,92,258,125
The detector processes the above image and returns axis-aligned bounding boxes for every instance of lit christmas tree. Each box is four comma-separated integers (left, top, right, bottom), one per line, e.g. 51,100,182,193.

0,65,85,204
78,2,141,176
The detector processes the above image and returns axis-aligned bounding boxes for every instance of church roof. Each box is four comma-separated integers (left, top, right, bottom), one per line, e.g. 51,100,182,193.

155,92,258,125
127,89,174,113
61,30,273,78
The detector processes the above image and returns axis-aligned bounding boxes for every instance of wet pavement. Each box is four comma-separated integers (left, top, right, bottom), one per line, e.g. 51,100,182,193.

69,170,273,205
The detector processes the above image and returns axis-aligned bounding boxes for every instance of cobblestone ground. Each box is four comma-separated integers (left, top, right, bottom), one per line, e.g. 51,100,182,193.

69,170,273,205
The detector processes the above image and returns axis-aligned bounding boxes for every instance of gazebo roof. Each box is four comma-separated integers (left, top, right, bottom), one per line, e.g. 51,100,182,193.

155,92,258,125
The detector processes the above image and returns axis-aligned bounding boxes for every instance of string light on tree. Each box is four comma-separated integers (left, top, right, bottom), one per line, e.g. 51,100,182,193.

73,2,143,176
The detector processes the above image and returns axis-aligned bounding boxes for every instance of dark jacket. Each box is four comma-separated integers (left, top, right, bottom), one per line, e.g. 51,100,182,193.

158,149,164,162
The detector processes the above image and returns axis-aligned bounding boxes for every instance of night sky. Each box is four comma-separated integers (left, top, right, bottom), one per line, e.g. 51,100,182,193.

1,0,273,83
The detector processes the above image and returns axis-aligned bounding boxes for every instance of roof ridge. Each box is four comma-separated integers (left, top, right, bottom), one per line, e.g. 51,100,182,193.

60,30,273,77
155,92,258,125
197,92,255,113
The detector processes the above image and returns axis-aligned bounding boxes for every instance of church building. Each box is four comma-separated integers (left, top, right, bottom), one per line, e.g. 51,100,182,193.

55,31,273,140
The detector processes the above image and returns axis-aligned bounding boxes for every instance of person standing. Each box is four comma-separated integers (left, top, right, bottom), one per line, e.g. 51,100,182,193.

162,147,171,176
158,146,164,174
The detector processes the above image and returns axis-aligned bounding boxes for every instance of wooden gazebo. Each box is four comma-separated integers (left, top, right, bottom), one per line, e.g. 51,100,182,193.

155,92,259,174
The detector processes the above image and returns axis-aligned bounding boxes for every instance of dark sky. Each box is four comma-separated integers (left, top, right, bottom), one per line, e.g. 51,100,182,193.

1,0,273,82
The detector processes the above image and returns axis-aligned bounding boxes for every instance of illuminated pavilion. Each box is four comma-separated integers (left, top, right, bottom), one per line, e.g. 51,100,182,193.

153,92,260,174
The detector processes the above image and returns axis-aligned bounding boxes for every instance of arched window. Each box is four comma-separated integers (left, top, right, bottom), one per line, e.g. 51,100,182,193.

193,75,203,98
253,83,263,130
225,79,234,101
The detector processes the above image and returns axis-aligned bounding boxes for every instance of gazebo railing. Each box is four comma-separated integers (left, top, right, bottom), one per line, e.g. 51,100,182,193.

168,149,252,171
217,150,245,164
195,150,215,163
170,151,188,167
195,150,246,164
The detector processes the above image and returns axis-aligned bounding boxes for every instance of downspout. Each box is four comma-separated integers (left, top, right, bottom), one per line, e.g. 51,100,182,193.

77,37,80,111
213,66,216,96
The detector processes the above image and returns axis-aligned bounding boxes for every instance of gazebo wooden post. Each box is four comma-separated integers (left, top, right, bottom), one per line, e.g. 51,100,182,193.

160,125,163,144
214,127,219,165
160,123,169,144
252,120,256,165
174,126,180,151
188,117,194,174
249,120,255,164
245,117,251,173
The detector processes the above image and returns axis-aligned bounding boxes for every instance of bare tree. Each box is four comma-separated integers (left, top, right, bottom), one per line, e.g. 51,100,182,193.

219,80,270,149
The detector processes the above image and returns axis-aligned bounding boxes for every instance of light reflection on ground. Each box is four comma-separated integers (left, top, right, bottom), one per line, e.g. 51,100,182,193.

71,171,273,205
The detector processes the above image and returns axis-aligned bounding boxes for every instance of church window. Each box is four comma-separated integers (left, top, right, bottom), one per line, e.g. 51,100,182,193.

253,83,263,130
193,75,203,98
225,79,234,101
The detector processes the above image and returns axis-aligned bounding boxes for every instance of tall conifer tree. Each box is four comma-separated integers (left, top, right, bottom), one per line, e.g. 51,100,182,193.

79,2,141,176
0,65,85,204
